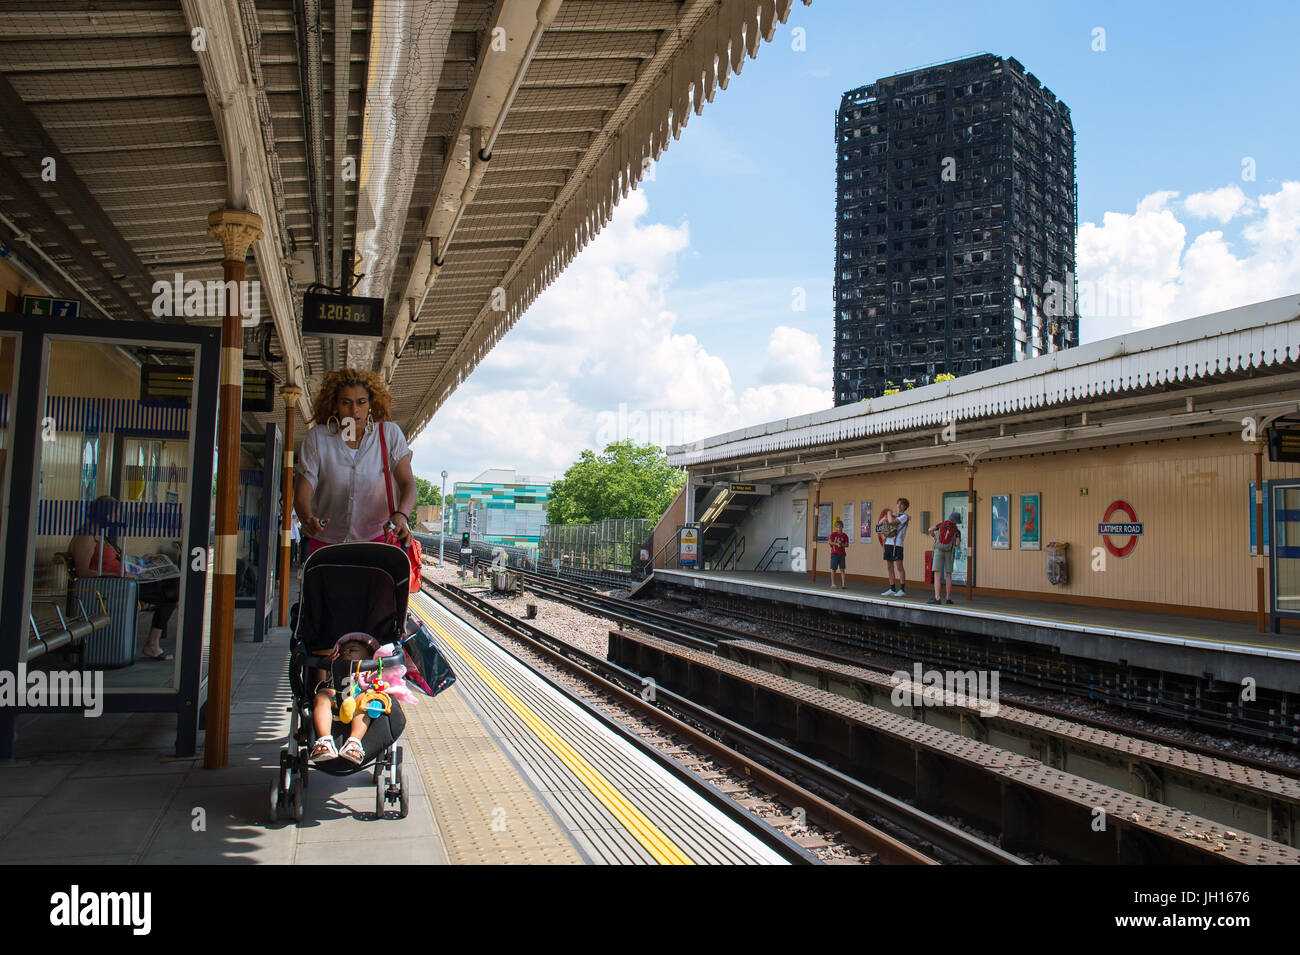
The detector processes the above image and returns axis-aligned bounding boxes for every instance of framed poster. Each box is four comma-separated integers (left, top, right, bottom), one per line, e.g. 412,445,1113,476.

816,503,833,542
841,503,854,542
1019,493,1041,550
859,501,873,541
991,494,1010,549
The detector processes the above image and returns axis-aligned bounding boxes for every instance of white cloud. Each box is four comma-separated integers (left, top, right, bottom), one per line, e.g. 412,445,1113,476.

409,190,832,489
1184,185,1252,223
758,325,829,387
1075,181,1300,342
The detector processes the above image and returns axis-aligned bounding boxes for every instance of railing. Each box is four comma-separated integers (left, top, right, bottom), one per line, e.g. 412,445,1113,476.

537,519,651,575
652,534,679,570
715,534,745,571
756,536,789,572
413,532,537,572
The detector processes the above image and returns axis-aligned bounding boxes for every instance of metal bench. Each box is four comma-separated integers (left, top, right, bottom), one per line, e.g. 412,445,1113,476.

26,554,111,661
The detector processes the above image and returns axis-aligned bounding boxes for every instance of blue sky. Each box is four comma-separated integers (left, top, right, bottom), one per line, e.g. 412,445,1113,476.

411,0,1300,490
647,0,1300,389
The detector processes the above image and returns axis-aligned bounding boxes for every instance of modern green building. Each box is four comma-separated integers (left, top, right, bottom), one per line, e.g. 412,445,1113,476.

451,468,551,549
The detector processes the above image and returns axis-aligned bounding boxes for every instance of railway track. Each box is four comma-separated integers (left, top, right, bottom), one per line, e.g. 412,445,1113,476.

423,576,1026,865
511,568,1300,854
516,568,1300,775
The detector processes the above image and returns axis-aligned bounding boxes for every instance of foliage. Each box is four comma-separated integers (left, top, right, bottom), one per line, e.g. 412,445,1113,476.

546,441,685,524
414,476,442,508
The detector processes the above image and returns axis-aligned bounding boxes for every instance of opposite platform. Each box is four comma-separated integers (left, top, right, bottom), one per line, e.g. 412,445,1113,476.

646,569,1300,691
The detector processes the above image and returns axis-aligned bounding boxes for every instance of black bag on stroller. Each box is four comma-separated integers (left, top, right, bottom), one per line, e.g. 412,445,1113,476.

272,542,417,823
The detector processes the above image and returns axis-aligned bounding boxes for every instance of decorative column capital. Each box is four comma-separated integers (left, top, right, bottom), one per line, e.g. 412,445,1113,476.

207,208,264,261
279,384,303,404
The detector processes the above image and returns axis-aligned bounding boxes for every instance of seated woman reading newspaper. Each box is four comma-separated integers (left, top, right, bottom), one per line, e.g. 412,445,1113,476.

69,495,180,662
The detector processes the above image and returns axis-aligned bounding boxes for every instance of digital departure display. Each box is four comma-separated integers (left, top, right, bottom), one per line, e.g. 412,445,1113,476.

140,363,194,405
1268,428,1300,463
301,291,384,339
242,369,274,412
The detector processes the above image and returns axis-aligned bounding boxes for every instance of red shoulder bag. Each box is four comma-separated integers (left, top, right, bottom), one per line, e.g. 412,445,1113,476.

378,422,423,594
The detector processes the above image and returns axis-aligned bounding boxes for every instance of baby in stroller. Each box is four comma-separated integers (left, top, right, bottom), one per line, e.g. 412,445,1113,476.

311,632,418,764
274,541,419,822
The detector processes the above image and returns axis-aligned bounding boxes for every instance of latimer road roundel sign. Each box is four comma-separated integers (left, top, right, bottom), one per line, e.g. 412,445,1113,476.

1098,500,1144,558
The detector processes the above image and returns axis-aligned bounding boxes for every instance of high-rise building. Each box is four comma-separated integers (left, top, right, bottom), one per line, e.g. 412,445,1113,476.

451,468,551,549
833,54,1077,404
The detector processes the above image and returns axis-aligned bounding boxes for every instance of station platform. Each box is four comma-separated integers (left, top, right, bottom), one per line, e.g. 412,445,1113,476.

0,584,790,865
645,569,1300,690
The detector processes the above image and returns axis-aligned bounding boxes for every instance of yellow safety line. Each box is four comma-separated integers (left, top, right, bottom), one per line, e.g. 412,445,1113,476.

410,597,694,865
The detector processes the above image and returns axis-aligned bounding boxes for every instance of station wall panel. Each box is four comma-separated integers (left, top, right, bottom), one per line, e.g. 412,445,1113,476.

805,433,1299,615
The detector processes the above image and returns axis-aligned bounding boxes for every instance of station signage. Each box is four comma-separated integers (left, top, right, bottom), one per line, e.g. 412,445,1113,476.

1098,500,1143,558
141,363,194,405
1268,428,1300,463
241,369,275,412
301,291,384,339
21,295,79,317
729,483,756,493
679,526,699,568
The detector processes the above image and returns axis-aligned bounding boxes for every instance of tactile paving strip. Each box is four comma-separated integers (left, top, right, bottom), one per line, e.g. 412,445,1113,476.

411,593,786,865
617,631,1300,864
723,638,1300,804
402,658,585,865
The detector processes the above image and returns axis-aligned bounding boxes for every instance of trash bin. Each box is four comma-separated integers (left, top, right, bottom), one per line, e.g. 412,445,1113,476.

1045,542,1069,586
924,550,934,585
74,576,138,668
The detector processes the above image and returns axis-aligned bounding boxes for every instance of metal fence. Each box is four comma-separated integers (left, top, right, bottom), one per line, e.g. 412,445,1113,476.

412,531,537,571
537,519,651,574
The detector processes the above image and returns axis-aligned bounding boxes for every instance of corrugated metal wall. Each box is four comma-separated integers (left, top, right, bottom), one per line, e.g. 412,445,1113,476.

806,433,1299,613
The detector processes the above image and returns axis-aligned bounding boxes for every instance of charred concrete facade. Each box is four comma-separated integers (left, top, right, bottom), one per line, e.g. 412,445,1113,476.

834,54,1078,404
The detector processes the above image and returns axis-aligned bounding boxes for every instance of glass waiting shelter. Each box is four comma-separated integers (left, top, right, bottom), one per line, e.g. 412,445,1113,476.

236,423,283,643
0,314,219,758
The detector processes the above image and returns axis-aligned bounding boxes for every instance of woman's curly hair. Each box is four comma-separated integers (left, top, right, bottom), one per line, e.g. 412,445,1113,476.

310,368,394,425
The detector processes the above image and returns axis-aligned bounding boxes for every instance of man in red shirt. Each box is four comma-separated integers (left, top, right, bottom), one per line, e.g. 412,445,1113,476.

828,518,849,589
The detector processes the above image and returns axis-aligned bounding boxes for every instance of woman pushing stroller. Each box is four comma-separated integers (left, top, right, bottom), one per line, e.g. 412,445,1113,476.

294,368,418,556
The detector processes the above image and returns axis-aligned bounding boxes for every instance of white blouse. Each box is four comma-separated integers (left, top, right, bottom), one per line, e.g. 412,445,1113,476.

297,419,412,543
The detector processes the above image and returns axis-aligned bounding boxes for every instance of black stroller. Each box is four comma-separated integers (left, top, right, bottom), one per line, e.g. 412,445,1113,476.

272,542,418,823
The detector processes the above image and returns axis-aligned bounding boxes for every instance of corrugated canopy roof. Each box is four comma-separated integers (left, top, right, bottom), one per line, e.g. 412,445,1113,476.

0,0,810,444
668,293,1300,470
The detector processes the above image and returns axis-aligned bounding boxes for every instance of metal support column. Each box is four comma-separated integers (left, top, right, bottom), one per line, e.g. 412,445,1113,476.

1257,441,1267,632
966,464,976,601
809,480,821,584
205,208,263,770
278,384,302,627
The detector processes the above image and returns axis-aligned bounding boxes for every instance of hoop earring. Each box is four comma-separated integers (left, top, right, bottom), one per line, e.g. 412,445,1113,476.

365,413,375,435
326,415,341,435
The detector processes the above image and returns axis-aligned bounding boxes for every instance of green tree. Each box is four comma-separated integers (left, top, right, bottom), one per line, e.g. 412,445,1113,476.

414,476,442,508
547,441,685,524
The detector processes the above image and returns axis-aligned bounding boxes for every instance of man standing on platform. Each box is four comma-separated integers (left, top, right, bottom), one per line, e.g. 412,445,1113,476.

881,497,910,597
927,511,961,604
828,518,849,589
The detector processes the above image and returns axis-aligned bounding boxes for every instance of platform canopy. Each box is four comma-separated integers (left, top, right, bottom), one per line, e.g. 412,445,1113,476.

0,0,807,438
668,294,1300,481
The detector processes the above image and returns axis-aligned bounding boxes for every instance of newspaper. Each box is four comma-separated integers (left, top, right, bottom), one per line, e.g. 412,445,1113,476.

124,553,181,582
